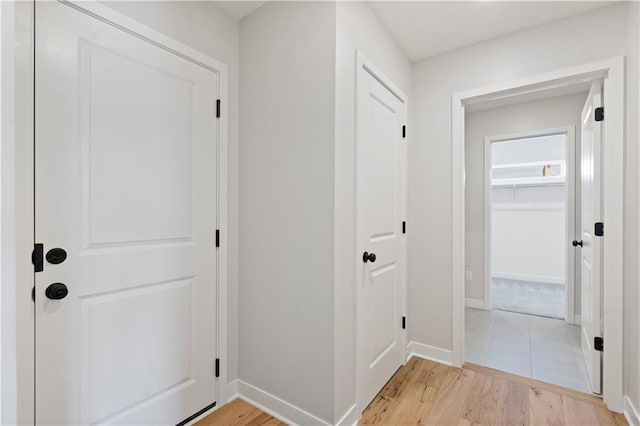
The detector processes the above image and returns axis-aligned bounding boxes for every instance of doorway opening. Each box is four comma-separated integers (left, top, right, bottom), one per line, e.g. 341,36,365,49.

488,132,570,320
452,58,624,411
463,89,591,393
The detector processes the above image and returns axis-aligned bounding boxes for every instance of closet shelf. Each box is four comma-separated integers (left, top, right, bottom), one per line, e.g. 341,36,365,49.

491,160,566,188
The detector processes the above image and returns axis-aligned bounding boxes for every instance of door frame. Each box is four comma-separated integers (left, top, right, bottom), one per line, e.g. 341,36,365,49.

452,57,624,411
482,126,577,324
354,50,408,416
8,1,230,423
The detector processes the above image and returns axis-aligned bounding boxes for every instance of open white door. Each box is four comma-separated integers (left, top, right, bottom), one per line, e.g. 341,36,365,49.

356,58,406,411
579,81,603,394
35,3,219,424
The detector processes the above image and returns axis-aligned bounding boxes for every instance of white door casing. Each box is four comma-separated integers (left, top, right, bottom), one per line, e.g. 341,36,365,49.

580,80,603,394
452,58,624,411
356,53,407,414
35,2,222,424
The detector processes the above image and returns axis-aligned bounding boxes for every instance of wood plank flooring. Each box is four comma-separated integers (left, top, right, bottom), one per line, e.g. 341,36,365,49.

197,357,627,425
195,399,286,426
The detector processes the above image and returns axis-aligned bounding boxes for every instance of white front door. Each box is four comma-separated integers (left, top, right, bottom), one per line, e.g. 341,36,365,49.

35,3,219,424
356,61,406,411
579,81,603,394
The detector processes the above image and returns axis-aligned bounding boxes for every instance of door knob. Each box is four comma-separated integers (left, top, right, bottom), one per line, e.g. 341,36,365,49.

46,248,67,264
45,283,68,300
363,251,377,263
572,240,584,247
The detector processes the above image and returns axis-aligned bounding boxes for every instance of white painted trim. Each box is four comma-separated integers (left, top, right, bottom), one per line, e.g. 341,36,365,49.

624,396,640,426
573,315,582,325
224,379,355,426
10,2,34,423
465,298,488,310
354,50,408,418
61,1,228,74
451,98,466,369
335,404,357,426
225,379,239,404
600,57,625,413
12,0,232,420
452,57,625,412
406,341,453,366
0,2,20,423
483,136,492,311
237,380,331,426
491,272,566,286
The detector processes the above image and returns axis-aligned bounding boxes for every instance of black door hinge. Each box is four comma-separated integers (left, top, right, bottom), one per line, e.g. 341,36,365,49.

402,316,406,330
33,243,44,273
215,230,220,247
402,125,406,139
215,358,220,377
216,99,221,118
595,107,604,122
594,336,604,352
402,221,406,234
595,222,604,237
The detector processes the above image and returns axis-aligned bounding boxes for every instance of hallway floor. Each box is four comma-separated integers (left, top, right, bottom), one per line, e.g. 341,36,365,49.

198,358,624,425
465,307,591,394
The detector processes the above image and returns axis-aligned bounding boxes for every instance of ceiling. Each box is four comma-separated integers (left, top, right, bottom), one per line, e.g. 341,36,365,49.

212,1,266,19
211,1,614,62
367,1,614,62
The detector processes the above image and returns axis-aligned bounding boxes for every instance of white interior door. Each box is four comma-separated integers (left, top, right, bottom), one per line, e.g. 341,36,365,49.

356,62,406,411
35,3,219,424
579,81,603,394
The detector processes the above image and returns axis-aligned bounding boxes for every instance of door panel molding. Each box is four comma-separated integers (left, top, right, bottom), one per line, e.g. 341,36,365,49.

11,1,230,423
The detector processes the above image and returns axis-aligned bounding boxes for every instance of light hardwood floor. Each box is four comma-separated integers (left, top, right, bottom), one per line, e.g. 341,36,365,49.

196,398,286,426
197,357,627,425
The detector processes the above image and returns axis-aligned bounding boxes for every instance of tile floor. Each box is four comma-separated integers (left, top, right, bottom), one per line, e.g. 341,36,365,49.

465,307,592,394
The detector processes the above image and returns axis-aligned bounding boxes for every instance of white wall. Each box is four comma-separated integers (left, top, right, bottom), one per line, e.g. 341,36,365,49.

410,3,629,352
465,95,584,306
492,192,566,284
238,2,410,423
491,135,567,285
102,0,242,386
334,2,411,421
239,2,337,422
624,1,640,422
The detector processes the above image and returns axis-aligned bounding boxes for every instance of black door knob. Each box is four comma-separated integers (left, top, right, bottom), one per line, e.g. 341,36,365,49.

572,240,584,247
46,248,67,264
363,251,377,263
45,283,68,300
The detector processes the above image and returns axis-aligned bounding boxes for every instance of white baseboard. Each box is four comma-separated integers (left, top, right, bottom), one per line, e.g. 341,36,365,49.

406,341,453,366
336,404,357,426
492,272,564,285
237,380,331,426
624,396,640,426
573,315,581,325
225,379,239,403
465,298,489,309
